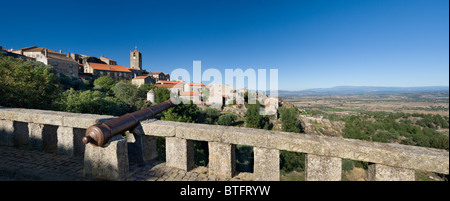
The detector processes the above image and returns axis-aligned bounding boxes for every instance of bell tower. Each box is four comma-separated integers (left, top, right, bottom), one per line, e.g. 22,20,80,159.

130,47,142,70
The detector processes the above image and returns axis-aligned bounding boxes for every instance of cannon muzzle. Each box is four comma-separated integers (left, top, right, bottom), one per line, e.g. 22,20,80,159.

83,98,176,146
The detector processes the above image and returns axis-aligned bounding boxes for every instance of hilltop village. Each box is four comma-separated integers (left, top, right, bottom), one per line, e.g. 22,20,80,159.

0,45,280,116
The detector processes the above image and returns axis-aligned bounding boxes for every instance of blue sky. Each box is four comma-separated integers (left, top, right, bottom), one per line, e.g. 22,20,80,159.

1,0,448,90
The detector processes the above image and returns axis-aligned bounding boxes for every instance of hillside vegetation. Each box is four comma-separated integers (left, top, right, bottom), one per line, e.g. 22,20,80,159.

331,112,449,150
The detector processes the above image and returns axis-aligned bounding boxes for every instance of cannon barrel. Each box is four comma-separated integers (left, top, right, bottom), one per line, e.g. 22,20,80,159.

82,98,176,146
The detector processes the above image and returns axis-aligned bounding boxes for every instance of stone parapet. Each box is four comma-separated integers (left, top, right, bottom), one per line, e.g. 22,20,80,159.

1,106,449,181
139,119,449,175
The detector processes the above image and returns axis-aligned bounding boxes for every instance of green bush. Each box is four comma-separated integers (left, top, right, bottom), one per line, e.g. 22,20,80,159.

0,55,62,109
93,76,116,93
160,102,201,123
245,102,271,129
201,108,221,124
341,111,449,150
112,81,141,106
236,145,254,173
280,150,305,172
279,107,303,133
342,159,355,172
217,113,237,126
55,88,126,116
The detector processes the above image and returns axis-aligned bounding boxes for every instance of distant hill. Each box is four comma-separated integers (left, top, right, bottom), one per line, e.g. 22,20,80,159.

279,86,449,96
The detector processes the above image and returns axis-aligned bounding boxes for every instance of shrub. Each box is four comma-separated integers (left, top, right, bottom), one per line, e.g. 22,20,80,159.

217,113,237,126
55,88,126,116
93,76,116,93
0,55,62,109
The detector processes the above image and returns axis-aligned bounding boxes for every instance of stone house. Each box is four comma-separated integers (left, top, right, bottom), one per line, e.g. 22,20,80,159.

179,91,201,104
150,72,170,82
183,83,206,94
0,46,35,61
12,46,78,77
84,62,132,81
155,81,184,95
208,84,244,106
132,75,155,87
99,55,117,65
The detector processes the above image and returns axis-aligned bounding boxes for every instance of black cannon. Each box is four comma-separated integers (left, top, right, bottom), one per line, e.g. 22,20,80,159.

82,98,176,146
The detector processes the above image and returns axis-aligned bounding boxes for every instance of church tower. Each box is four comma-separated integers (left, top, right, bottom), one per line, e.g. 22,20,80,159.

130,48,142,70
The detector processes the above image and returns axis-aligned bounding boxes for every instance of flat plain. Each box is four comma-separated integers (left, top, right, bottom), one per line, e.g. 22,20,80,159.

282,92,449,117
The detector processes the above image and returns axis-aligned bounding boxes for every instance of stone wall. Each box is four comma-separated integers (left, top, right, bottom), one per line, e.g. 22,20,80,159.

1,106,449,181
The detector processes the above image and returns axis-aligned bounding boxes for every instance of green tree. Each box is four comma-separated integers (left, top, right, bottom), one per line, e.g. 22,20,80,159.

93,76,116,93
160,102,200,123
155,87,171,104
137,83,156,101
280,107,304,133
217,113,237,126
245,102,266,129
280,150,305,172
0,55,62,109
200,107,221,124
236,145,254,172
55,88,125,116
112,81,141,106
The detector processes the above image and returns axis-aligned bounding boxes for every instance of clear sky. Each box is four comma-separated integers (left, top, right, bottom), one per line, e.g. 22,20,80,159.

1,0,448,90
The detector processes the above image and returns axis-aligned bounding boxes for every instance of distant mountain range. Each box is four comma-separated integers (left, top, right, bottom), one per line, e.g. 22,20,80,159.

278,86,449,96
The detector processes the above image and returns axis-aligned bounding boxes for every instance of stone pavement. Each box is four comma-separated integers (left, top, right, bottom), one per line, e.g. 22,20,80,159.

0,146,251,181
0,146,86,181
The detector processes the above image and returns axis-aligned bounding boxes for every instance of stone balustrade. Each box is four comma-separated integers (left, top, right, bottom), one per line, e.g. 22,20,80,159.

1,106,449,181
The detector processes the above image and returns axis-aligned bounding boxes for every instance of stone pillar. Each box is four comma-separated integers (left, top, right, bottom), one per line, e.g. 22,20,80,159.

57,126,73,155
28,123,57,152
141,135,158,162
126,133,158,165
253,147,280,181
28,123,44,150
0,119,14,146
368,164,415,181
83,136,129,181
13,121,28,147
126,133,144,165
208,142,235,178
166,137,195,171
305,154,342,181
57,127,85,156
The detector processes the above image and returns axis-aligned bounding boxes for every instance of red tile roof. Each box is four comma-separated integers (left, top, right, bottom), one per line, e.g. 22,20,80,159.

188,83,205,86
180,91,200,96
155,83,183,88
100,56,116,61
160,80,179,84
21,47,60,54
88,62,131,73
133,75,149,79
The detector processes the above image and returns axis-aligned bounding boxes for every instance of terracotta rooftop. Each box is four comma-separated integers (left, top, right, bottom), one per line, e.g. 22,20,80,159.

100,56,116,61
155,83,183,88
160,80,179,84
17,46,60,54
188,83,206,86
180,91,200,96
133,75,150,79
87,62,131,73
47,53,77,63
